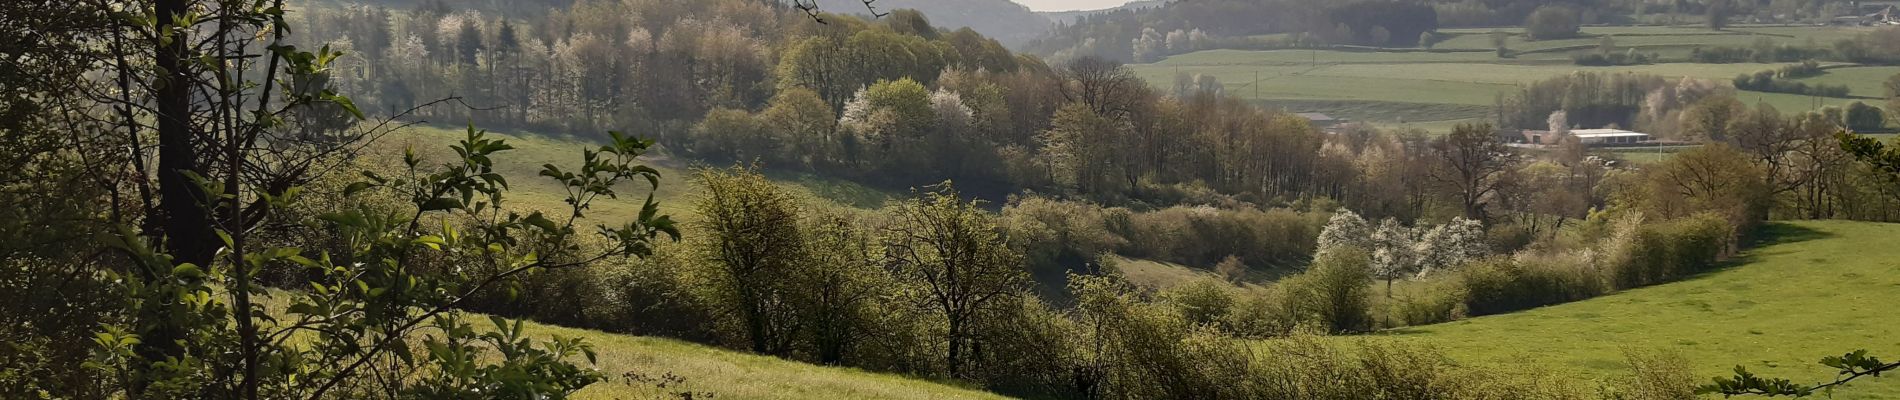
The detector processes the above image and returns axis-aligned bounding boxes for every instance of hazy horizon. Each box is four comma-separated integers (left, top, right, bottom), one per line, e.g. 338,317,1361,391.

1012,0,1135,11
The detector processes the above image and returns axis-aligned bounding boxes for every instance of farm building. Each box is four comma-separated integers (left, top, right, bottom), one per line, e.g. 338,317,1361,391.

1571,129,1652,146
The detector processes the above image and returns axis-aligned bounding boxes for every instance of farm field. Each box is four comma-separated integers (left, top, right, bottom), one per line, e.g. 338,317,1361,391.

1387,221,1900,399
1131,24,1882,132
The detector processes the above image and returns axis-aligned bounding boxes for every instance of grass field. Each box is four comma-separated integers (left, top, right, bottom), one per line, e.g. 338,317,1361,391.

543,323,1004,399
1134,24,1879,133
373,125,896,224
1387,221,1900,398
254,291,999,400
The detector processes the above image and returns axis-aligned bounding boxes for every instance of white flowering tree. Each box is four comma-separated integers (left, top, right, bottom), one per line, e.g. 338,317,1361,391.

1317,210,1490,296
1415,217,1489,277
1316,210,1372,258
1370,218,1421,295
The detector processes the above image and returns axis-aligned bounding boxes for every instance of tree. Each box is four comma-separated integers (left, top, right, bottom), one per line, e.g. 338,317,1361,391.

1280,247,1373,333
883,184,1027,378
1414,218,1488,276
796,211,890,365
1681,95,1748,142
1491,30,1512,57
1728,104,1802,194
759,87,840,169
691,167,806,356
1039,103,1124,195
1315,210,1373,258
1549,110,1571,136
1707,0,1732,30
1429,123,1517,221
1525,5,1583,40
1845,101,1886,132
1060,57,1143,120
1369,218,1420,296
92,128,678,398
1370,26,1393,47
1885,73,1900,124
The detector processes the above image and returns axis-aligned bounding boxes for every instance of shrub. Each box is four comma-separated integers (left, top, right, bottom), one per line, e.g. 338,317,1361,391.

1121,205,1323,271
1385,279,1467,327
1610,348,1700,400
1608,213,1732,289
1458,254,1607,316
1277,247,1373,333
1161,279,1239,328
1000,196,1126,288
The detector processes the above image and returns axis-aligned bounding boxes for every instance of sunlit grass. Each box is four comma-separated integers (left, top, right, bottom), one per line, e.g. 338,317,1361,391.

1386,221,1900,399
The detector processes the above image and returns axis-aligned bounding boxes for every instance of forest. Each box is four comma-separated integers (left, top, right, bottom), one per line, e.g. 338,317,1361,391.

6,0,1900,399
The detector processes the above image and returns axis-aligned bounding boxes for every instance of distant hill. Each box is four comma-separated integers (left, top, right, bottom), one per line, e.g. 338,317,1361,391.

811,0,1053,47
1036,0,1166,24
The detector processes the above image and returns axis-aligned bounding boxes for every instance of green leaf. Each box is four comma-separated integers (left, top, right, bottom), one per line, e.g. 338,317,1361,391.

171,264,204,279
343,182,372,197
419,198,463,212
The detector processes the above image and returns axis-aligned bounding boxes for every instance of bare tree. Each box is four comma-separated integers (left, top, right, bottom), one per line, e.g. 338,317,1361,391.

1428,123,1517,222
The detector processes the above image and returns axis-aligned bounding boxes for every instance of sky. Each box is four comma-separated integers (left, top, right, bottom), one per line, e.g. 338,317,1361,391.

1011,0,1135,12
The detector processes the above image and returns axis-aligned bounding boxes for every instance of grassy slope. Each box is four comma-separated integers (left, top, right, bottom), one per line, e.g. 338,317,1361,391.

1387,221,1900,398
540,323,1004,400
375,125,897,223
342,126,994,399
1130,25,1877,132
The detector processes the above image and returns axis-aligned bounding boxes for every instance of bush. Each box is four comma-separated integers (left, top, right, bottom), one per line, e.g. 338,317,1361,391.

1161,279,1239,328
1000,196,1126,288
1277,247,1373,333
1121,206,1324,270
1383,279,1467,327
1458,254,1608,316
1608,213,1732,289
1609,348,1700,400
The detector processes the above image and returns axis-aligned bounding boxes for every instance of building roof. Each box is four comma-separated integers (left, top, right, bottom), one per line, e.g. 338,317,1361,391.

1570,129,1651,138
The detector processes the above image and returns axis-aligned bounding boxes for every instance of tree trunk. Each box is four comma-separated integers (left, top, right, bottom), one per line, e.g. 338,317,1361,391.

137,0,212,395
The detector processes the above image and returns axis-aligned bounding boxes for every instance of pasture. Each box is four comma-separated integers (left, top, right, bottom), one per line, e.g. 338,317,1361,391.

1388,221,1900,399
1130,24,1884,132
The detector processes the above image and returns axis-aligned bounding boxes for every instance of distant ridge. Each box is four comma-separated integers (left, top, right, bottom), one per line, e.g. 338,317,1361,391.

1036,0,1166,23
808,0,1054,47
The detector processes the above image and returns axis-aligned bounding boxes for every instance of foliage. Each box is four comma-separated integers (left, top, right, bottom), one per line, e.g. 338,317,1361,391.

1525,6,1583,40
1277,247,1374,333
882,184,1027,378
87,127,676,398
1844,102,1886,132
687,167,807,355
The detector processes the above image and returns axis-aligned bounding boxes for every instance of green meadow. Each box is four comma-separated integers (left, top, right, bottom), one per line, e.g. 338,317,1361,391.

1389,221,1900,399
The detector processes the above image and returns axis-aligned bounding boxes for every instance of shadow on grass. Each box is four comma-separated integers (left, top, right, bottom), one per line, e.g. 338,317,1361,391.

1744,222,1834,248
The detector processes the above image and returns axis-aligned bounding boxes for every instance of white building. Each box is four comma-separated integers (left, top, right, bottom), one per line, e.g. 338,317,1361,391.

1570,129,1652,146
